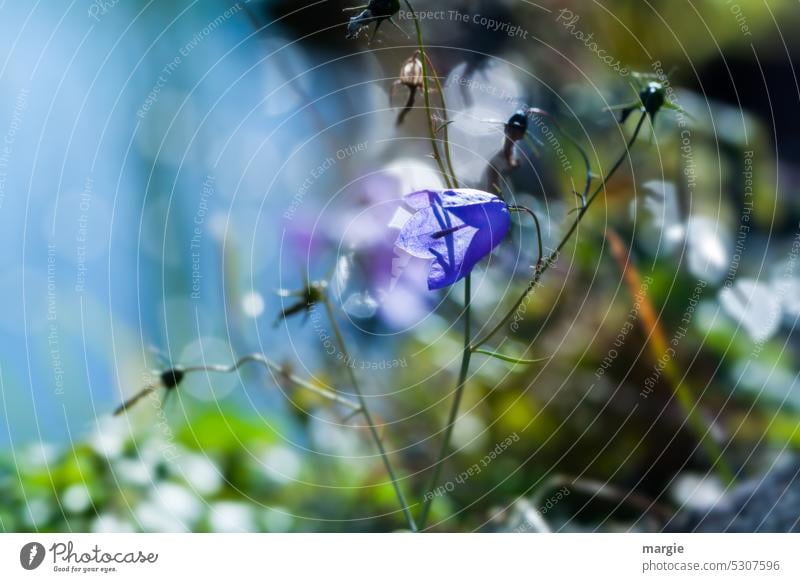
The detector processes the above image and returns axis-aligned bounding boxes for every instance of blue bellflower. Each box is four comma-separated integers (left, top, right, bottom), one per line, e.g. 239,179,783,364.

395,189,511,290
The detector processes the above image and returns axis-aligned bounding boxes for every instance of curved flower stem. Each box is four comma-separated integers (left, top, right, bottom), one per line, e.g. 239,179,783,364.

114,354,362,416
321,298,418,531
509,205,544,268
405,0,456,189
181,354,361,410
472,111,648,351
418,274,471,528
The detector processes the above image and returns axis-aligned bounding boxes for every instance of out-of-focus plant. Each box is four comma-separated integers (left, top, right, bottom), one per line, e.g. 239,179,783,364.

108,1,740,533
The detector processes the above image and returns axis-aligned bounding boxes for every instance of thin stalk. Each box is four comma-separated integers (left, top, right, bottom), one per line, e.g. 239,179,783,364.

397,86,417,126
404,0,474,529
182,354,361,410
114,353,361,416
322,299,418,531
423,54,459,188
472,111,648,350
405,0,454,189
418,274,471,528
509,205,544,268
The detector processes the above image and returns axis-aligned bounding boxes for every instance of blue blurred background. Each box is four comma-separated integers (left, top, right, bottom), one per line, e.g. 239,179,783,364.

2,0,800,533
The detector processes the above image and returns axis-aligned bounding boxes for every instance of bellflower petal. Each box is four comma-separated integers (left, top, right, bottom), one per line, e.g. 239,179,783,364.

395,189,510,290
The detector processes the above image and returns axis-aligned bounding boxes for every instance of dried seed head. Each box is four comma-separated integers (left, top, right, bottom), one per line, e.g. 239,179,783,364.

639,81,666,117
274,280,328,325
505,110,528,142
160,368,185,389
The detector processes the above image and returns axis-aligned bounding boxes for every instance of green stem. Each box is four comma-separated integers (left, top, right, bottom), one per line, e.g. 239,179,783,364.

322,299,418,531
405,0,455,189
418,274,471,528
405,0,471,529
472,111,648,350
509,205,543,268
473,348,548,365
424,54,459,188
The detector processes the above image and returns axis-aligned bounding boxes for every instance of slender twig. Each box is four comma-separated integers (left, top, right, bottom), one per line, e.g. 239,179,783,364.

397,86,417,126
114,354,361,415
405,0,454,189
404,0,473,529
418,275,471,528
472,111,648,350
423,53,459,188
113,385,158,416
509,205,544,268
181,354,361,410
321,298,418,531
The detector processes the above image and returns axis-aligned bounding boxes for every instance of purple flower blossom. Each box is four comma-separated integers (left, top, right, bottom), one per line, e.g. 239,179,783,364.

395,189,511,290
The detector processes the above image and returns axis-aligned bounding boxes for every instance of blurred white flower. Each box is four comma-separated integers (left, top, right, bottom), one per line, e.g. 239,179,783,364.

309,409,365,457
241,290,265,318
733,360,800,409
151,482,203,526
261,445,303,484
451,414,489,454
383,158,446,197
62,484,92,514
20,442,59,471
209,501,258,533
88,416,127,459
634,180,684,254
261,506,294,533
91,513,135,533
770,264,800,325
719,278,782,343
114,457,154,487
685,216,729,284
172,453,223,496
671,473,727,511
136,500,188,533
22,499,51,529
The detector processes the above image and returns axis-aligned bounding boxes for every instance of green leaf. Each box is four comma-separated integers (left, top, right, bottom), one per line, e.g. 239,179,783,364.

473,348,548,366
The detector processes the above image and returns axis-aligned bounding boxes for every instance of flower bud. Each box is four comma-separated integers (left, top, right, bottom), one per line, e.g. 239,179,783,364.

504,110,528,142
399,51,423,88
639,81,666,117
160,368,185,389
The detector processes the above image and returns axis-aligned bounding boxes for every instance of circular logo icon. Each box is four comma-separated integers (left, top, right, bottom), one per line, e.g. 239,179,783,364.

19,542,46,570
